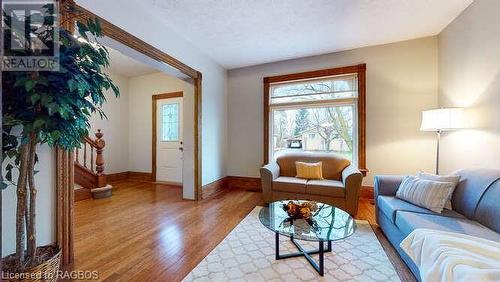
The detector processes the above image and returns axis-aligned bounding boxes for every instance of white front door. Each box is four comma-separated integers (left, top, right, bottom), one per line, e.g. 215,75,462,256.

156,97,183,183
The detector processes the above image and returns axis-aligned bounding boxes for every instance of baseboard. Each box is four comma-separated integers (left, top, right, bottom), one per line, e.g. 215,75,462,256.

106,171,153,182
226,176,261,191
128,171,153,181
75,188,92,201
106,171,130,182
361,186,374,200
202,177,228,199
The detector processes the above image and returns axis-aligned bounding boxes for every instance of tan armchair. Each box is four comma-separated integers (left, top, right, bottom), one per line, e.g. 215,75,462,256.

260,151,363,215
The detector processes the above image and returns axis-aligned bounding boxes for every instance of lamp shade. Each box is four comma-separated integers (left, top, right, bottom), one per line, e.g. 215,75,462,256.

420,108,464,131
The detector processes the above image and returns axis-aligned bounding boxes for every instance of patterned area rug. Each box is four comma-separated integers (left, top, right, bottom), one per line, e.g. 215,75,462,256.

184,207,400,282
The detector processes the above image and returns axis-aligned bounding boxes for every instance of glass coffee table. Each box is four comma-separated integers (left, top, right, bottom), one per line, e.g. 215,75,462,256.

259,200,356,276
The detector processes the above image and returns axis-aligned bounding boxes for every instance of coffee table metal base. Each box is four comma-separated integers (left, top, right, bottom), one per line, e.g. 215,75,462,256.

275,232,332,276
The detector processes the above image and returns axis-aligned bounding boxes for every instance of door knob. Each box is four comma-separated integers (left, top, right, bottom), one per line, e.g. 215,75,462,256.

179,147,183,151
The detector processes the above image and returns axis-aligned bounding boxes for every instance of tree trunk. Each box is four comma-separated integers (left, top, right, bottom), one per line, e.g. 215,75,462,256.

15,142,30,266
26,133,38,263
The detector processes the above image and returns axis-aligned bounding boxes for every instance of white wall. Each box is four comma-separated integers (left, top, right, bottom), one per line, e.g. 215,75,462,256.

76,0,228,186
128,72,195,199
88,72,130,174
2,145,55,256
438,0,500,174
227,37,439,185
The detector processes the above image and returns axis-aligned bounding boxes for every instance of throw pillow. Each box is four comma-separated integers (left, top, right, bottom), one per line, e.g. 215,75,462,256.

296,162,323,180
396,176,456,213
417,172,460,210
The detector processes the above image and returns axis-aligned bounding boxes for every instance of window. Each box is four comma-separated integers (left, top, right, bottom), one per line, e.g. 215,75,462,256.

264,64,366,173
161,103,180,141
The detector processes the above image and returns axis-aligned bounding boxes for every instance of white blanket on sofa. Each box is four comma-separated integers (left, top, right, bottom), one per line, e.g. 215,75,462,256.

400,228,500,282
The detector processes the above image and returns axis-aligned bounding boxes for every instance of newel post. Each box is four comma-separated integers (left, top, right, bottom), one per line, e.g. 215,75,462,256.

95,129,107,187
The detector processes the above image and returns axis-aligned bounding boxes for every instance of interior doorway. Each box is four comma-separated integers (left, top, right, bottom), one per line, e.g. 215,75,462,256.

57,2,203,266
153,92,184,184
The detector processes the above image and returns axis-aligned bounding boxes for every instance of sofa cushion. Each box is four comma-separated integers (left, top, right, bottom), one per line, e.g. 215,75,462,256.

377,196,462,224
395,211,500,243
474,180,500,233
306,179,345,197
273,177,307,193
277,151,350,180
451,169,500,219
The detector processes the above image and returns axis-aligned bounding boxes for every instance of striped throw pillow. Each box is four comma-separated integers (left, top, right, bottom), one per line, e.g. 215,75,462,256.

416,172,460,210
396,176,456,213
296,162,323,180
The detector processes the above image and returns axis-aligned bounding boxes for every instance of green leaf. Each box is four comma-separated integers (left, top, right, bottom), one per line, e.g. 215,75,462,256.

76,21,89,40
40,94,53,106
25,80,35,92
33,119,45,128
47,103,58,116
30,94,41,104
58,107,69,119
51,130,61,140
68,79,78,92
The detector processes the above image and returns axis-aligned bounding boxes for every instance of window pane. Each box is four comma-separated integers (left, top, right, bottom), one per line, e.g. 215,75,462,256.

270,75,357,104
162,103,179,141
272,105,355,162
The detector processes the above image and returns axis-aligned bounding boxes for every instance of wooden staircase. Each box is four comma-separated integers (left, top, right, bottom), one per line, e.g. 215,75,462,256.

74,129,112,201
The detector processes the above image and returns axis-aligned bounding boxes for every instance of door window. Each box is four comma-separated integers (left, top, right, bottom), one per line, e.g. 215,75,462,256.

161,103,180,141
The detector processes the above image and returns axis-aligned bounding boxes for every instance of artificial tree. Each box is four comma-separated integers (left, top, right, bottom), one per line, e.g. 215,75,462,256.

2,7,119,272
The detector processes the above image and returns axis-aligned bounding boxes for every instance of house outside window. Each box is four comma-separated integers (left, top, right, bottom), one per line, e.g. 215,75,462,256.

264,64,367,173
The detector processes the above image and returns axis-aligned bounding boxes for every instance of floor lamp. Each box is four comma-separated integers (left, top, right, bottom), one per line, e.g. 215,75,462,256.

420,108,464,175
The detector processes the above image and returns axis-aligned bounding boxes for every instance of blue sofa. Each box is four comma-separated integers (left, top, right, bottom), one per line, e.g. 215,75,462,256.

374,169,500,280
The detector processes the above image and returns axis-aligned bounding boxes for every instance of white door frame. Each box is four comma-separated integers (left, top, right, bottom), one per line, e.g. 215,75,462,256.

152,91,183,184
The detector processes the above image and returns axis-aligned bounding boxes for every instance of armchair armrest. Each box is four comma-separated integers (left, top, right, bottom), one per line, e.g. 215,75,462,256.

342,165,363,187
342,165,363,215
261,163,280,180
260,163,280,202
374,175,404,198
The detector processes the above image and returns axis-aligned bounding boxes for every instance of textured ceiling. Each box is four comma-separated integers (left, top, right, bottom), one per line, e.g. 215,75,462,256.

142,0,472,69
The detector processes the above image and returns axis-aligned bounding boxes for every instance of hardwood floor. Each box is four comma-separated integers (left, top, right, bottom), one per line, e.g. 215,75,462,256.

73,180,414,281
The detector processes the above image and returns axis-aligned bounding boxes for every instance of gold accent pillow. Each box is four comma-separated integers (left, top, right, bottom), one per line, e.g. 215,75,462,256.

296,162,323,180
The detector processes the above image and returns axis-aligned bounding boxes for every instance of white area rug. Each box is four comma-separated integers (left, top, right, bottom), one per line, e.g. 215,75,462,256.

184,207,400,282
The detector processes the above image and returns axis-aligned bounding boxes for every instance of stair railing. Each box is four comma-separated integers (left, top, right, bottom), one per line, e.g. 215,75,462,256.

75,129,106,187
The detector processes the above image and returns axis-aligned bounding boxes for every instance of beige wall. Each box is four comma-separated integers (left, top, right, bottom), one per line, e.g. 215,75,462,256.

227,37,439,185
89,72,130,174
438,0,500,174
2,144,55,257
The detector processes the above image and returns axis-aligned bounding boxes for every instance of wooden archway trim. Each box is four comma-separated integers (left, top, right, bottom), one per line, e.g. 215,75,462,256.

56,0,203,266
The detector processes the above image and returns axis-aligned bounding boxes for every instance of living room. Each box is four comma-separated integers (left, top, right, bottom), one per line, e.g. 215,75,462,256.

2,0,499,281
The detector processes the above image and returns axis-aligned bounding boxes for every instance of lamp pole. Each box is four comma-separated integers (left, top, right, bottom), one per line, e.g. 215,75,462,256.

435,130,441,175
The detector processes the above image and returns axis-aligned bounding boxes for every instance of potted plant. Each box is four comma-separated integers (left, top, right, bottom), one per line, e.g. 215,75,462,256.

2,5,119,280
